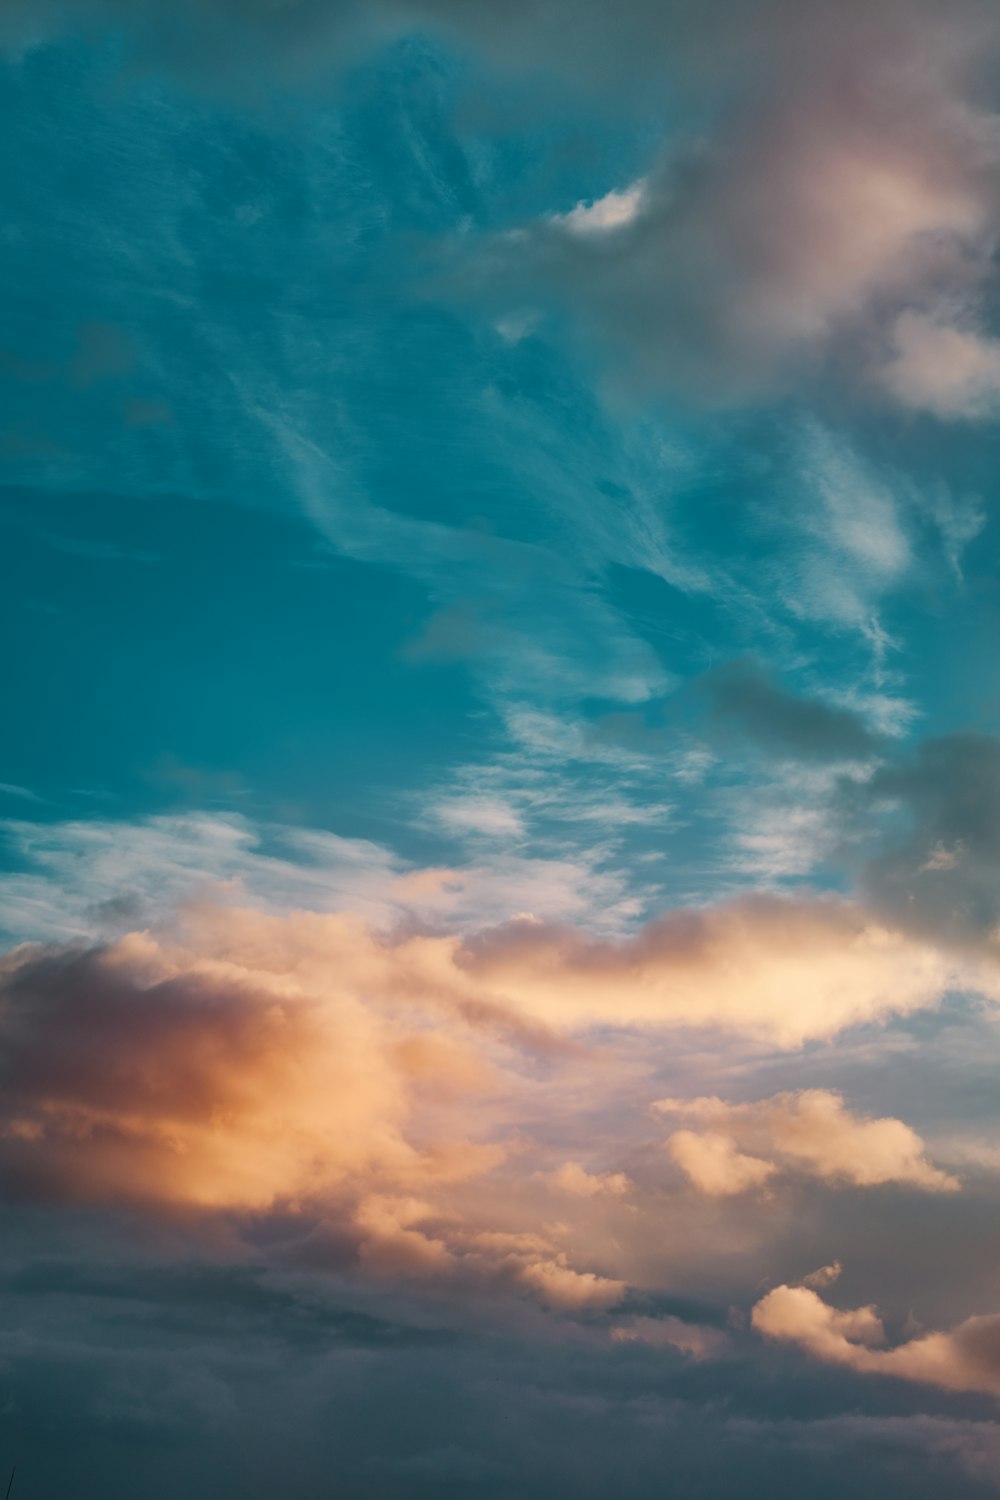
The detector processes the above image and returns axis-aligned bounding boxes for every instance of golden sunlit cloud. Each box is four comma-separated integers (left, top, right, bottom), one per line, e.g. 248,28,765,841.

656,1090,959,1195
754,1282,1000,1399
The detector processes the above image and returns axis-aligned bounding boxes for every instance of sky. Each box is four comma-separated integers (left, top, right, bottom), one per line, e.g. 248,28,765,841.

3,1,1000,1495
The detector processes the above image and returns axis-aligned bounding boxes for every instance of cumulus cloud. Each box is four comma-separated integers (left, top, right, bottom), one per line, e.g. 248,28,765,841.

0,925,465,1213
657,1090,958,1195
13,828,997,1047
754,1282,1000,1399
664,1131,777,1198
0,886,992,1310
0,914,634,1313
510,1251,625,1311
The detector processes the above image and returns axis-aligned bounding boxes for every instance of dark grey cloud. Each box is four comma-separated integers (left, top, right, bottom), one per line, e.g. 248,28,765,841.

592,657,882,763
1,1240,999,1500
703,658,881,761
845,733,1000,950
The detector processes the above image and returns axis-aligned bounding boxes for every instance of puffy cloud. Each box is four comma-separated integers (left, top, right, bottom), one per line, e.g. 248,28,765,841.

0,886,991,1313
459,895,1000,1047
0,926,458,1213
24,876,991,1053
665,1131,776,1198
657,1090,958,1194
511,1252,625,1312
754,1283,1000,1399
554,182,648,236
348,1201,624,1308
0,909,640,1312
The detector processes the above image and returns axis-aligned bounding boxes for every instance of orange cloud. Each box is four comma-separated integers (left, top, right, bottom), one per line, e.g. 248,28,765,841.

0,934,422,1213
754,1283,1000,1399
0,911,628,1311
458,896,1000,1046
657,1090,958,1195
665,1131,777,1197
0,891,991,1312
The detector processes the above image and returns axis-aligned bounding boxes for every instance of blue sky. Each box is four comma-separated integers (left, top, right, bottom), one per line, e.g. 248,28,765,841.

4,4,1000,1497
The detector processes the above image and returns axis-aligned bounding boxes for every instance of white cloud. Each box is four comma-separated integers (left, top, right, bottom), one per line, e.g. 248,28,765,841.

556,181,648,236
0,811,652,945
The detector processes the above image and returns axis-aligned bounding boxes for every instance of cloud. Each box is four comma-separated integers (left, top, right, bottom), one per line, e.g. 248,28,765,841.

665,1131,777,1197
511,1252,625,1311
545,1162,632,1198
0,881,990,1319
0,910,643,1312
13,815,1000,1047
446,2,1000,413
802,1261,843,1289
459,894,1000,1047
783,421,913,639
754,1282,1000,1399
847,733,1000,952
610,1314,728,1358
0,810,650,946
604,655,885,769
0,929,424,1214
701,659,882,762
14,1,1000,417
878,311,1000,418
657,1090,958,1194
554,182,648,236
0,812,405,943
